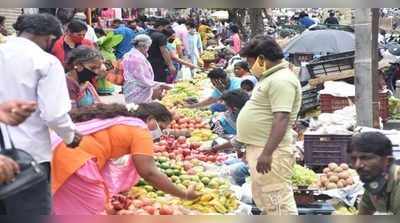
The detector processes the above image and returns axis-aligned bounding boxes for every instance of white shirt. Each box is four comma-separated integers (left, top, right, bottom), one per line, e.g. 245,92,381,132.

0,37,76,163
85,24,98,43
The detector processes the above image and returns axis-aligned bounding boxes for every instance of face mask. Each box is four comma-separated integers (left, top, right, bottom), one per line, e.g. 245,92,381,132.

77,67,97,84
70,35,84,44
250,57,267,77
150,120,163,140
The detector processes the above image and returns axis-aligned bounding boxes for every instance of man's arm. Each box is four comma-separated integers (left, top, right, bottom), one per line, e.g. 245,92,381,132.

187,97,218,109
37,59,78,146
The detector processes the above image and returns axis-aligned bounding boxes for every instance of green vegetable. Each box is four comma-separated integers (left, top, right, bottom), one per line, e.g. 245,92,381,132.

389,96,400,120
291,164,318,186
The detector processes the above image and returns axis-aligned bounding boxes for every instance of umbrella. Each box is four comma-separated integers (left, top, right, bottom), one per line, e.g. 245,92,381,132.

283,29,355,55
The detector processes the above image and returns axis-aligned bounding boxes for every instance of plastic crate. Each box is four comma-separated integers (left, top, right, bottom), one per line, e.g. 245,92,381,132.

307,52,355,78
304,134,353,168
300,87,321,114
320,92,389,121
298,202,336,215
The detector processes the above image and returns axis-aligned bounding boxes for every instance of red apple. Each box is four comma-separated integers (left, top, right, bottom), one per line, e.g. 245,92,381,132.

159,206,174,215
143,205,156,215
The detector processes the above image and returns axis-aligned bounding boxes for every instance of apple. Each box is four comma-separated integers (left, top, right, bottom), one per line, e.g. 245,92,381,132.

182,149,191,156
143,205,156,215
159,206,174,215
140,198,153,207
183,162,194,171
177,136,186,144
190,143,202,150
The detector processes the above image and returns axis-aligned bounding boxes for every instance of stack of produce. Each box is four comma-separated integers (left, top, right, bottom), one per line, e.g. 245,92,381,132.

109,192,198,215
166,112,211,136
154,135,226,163
291,164,318,187
119,154,239,214
161,82,201,108
189,129,218,142
200,50,217,61
311,163,356,190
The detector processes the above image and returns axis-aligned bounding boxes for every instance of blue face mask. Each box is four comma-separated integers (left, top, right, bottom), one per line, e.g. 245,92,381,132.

150,121,162,140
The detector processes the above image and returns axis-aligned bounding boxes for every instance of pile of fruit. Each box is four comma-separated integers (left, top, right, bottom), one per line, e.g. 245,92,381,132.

161,82,201,108
154,135,226,163
200,50,216,61
178,189,239,214
122,154,238,214
389,96,400,119
109,192,198,215
166,113,211,136
189,129,218,142
311,163,356,190
291,164,318,187
173,108,212,120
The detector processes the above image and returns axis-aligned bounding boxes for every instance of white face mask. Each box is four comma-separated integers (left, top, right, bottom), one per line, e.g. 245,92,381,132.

150,120,163,140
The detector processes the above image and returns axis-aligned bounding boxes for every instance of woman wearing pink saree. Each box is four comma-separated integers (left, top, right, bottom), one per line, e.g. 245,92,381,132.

122,34,170,104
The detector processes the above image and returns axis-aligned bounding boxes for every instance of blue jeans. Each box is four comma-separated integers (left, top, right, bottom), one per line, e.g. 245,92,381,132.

210,103,227,113
226,159,250,186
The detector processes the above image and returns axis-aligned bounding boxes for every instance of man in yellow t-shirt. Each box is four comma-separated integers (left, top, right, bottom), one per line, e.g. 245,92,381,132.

236,35,302,215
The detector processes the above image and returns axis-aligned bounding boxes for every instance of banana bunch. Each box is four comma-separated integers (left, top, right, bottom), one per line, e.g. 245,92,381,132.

189,129,218,142
179,189,239,214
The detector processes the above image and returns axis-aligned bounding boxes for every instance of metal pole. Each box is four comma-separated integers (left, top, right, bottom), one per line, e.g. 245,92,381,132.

354,8,380,128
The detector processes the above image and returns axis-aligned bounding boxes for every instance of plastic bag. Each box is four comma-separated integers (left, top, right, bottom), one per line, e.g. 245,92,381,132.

181,65,192,81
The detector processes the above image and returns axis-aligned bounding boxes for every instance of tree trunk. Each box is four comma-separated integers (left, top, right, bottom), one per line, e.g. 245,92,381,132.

248,8,265,38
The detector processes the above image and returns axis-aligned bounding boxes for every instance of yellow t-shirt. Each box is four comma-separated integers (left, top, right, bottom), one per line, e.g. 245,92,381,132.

236,61,302,150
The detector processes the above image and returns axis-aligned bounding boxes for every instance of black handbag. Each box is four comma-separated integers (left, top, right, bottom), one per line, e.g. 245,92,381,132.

0,126,47,200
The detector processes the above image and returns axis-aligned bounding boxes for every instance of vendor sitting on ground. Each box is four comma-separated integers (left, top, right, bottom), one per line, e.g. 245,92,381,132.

233,61,258,84
51,103,200,215
185,68,242,112
349,132,400,215
207,90,250,186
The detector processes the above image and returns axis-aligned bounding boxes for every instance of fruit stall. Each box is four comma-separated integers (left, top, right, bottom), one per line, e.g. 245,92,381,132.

104,65,400,216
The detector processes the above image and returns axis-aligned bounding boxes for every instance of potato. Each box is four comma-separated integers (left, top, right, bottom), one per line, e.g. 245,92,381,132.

340,163,349,170
346,177,354,186
323,167,330,174
337,180,345,188
334,167,343,173
329,175,339,183
338,171,350,180
328,163,338,171
326,182,338,190
327,172,335,178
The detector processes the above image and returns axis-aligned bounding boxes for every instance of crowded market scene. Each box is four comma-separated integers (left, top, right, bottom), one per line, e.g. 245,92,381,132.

0,7,400,215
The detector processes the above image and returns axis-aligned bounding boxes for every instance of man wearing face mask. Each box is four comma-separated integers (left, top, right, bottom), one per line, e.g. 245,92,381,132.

236,35,302,215
51,19,94,67
185,68,242,113
0,13,81,215
349,132,400,215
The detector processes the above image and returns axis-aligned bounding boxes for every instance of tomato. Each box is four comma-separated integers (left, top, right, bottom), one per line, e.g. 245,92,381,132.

143,205,156,215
